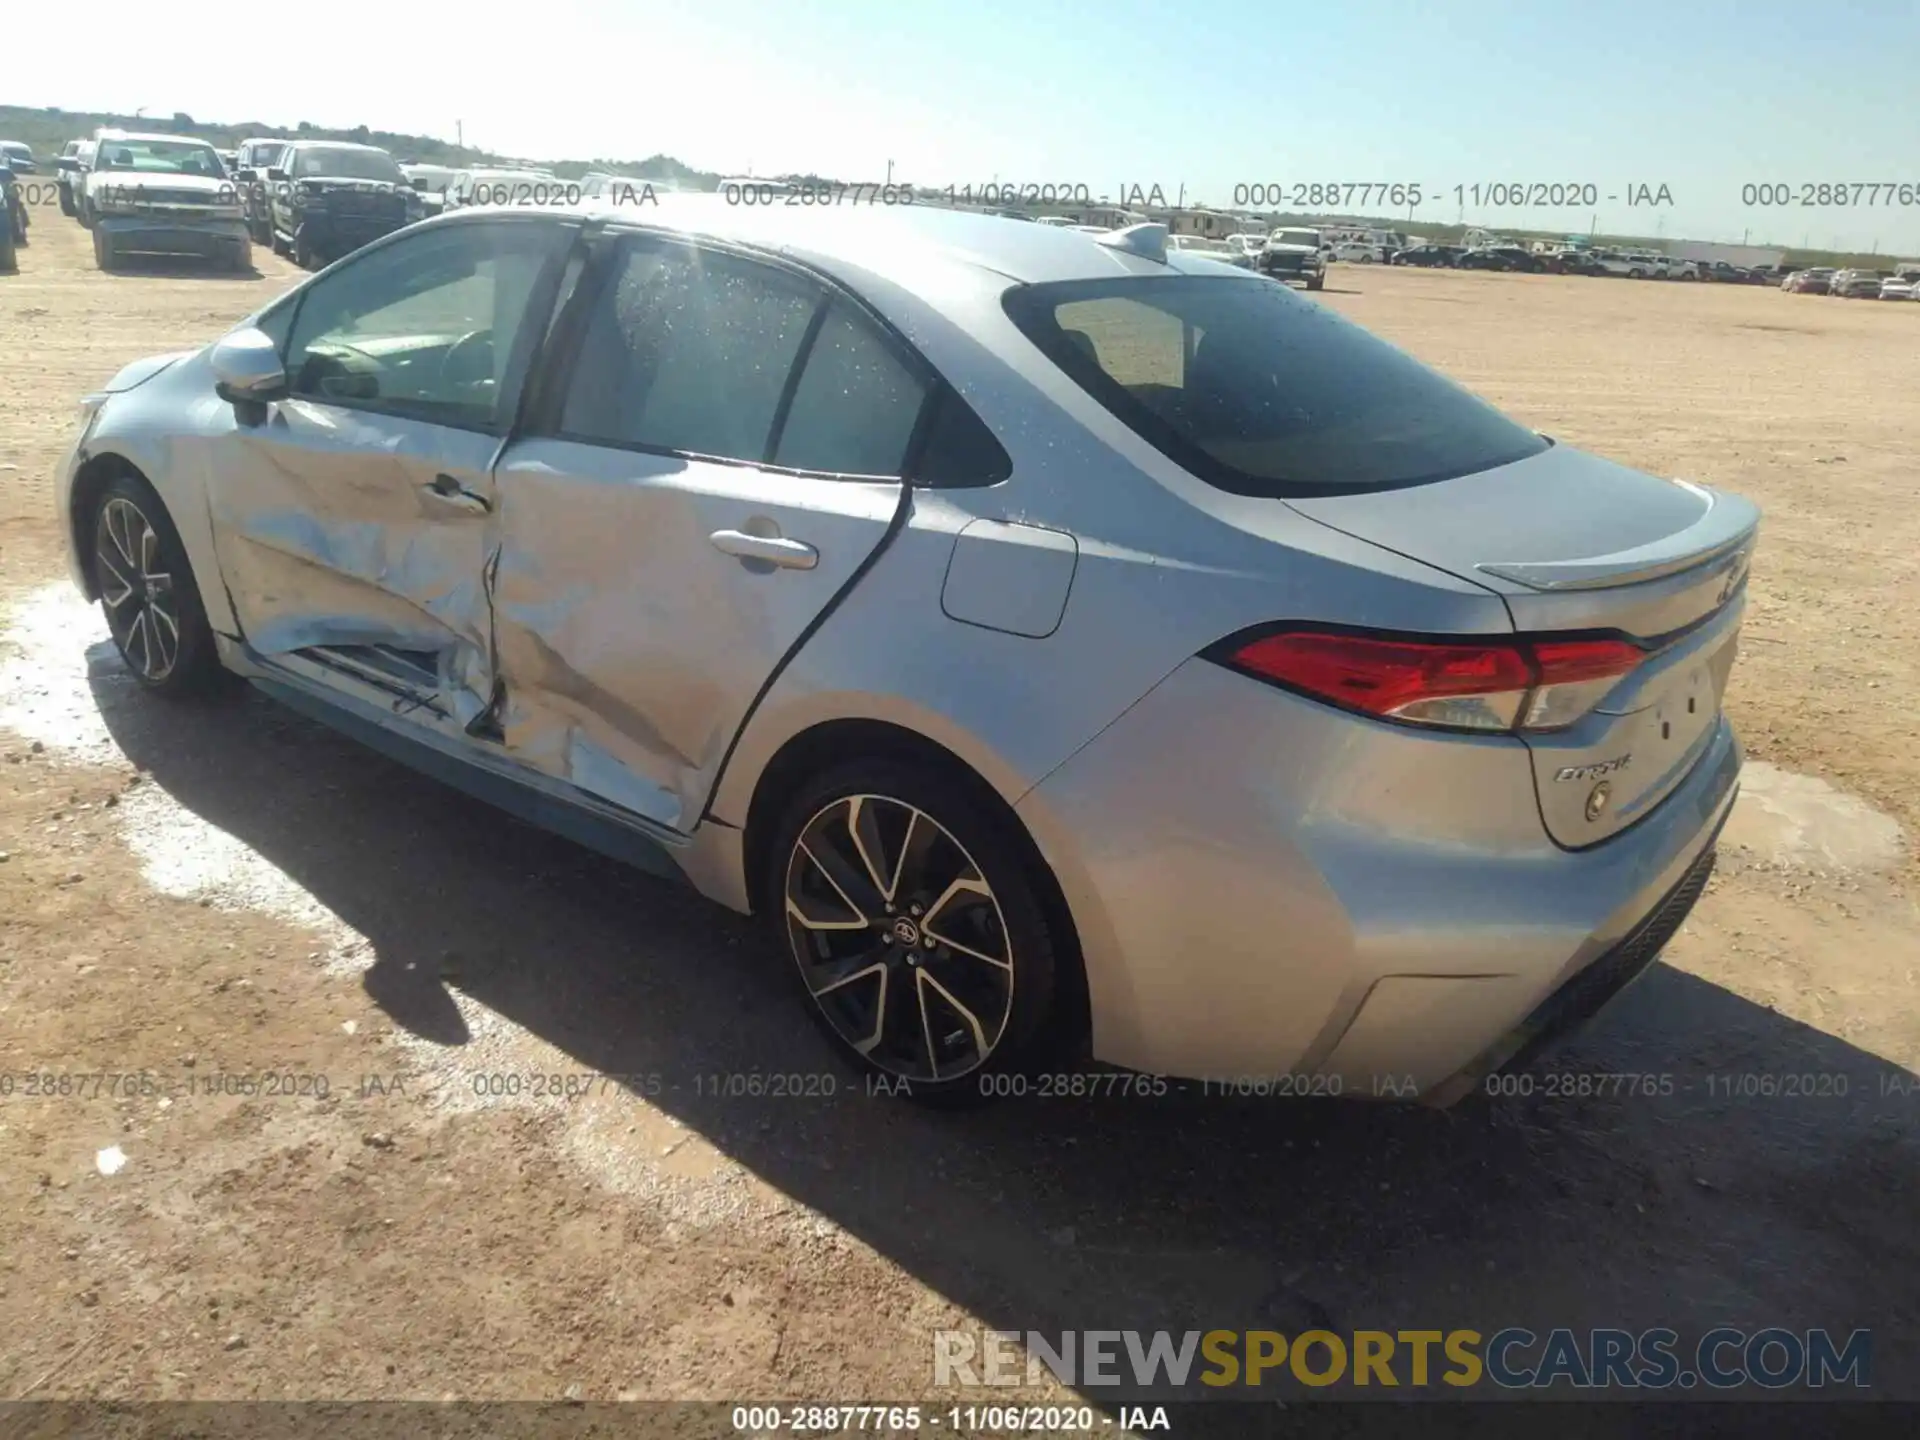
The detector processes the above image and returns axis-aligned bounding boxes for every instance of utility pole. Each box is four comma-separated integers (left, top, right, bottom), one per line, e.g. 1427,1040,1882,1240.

456,119,464,150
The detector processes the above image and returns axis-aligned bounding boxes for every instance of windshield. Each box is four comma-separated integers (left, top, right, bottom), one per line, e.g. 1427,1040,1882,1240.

1004,275,1551,496
1271,229,1321,248
91,139,225,177
2,143,30,160
292,147,405,182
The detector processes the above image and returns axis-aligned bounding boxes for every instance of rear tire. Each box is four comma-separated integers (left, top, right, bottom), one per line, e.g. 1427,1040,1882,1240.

0,224,15,274
763,759,1065,1106
90,474,229,699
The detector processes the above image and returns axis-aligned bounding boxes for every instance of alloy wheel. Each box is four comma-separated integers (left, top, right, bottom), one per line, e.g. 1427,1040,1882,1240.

96,497,180,681
783,794,1015,1081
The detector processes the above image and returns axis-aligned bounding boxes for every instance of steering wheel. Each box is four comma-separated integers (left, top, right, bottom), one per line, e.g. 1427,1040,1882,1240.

439,329,497,390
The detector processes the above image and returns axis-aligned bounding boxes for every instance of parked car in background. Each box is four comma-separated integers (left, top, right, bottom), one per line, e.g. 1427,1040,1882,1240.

53,200,1755,1104
1660,258,1701,281
0,160,20,272
1878,274,1916,300
1589,249,1660,279
1221,232,1265,268
54,138,91,216
1540,248,1604,275
82,131,250,273
1330,238,1387,263
1457,245,1543,272
1832,269,1888,299
267,141,419,268
1167,235,1237,262
1257,226,1326,289
401,162,457,217
231,138,291,245
1784,268,1834,293
3,154,29,251
1390,242,1460,267
1,140,38,174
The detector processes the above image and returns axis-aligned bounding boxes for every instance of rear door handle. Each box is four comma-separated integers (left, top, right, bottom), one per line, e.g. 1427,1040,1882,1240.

422,473,491,514
709,529,818,570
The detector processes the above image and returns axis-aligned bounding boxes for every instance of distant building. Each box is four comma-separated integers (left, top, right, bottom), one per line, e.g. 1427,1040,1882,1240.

1667,240,1787,269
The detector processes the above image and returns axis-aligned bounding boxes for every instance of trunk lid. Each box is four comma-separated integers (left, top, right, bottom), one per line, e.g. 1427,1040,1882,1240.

1287,444,1759,846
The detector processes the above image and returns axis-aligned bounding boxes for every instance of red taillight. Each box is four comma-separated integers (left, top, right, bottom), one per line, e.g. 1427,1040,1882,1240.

1220,629,1643,733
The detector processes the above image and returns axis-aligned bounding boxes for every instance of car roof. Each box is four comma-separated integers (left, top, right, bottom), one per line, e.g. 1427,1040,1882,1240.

286,140,391,153
95,130,217,146
437,194,1264,286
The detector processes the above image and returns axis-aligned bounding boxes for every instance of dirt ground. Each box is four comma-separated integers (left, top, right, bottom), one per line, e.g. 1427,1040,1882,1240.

1,195,1917,1411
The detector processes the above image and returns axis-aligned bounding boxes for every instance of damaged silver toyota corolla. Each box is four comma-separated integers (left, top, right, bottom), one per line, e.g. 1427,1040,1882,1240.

55,197,1757,1104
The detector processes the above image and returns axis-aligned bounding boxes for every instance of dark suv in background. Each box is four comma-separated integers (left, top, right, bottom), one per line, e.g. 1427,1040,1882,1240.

265,141,420,268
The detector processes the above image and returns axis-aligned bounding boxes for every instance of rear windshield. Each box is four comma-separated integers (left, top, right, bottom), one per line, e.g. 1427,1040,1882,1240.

1003,275,1551,496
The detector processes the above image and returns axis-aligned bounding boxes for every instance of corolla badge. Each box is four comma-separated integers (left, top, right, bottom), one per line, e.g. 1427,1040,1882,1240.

1555,755,1631,783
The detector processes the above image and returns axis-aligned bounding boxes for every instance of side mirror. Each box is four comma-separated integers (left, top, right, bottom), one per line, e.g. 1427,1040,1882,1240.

266,167,288,182
57,156,79,172
410,176,429,191
211,328,289,423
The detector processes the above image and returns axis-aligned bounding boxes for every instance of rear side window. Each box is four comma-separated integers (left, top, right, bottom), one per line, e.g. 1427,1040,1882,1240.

771,299,927,476
1003,275,1549,495
558,241,820,463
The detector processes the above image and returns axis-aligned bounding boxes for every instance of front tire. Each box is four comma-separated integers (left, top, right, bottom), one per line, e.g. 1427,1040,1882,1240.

764,760,1064,1104
92,228,115,271
90,474,228,698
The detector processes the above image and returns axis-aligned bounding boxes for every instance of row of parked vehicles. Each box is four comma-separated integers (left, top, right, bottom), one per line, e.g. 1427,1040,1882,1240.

19,127,613,275
1147,224,1802,291
1780,265,1920,300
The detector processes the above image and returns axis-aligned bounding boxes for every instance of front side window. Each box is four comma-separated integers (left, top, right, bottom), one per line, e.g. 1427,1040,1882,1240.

772,300,928,476
282,221,570,430
556,239,821,462
1005,275,1550,496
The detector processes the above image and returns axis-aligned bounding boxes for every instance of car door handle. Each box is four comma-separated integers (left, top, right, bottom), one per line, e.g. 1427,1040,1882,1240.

421,473,491,514
709,529,818,570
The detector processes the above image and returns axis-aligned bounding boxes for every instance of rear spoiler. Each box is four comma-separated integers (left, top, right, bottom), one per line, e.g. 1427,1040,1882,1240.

1475,481,1760,592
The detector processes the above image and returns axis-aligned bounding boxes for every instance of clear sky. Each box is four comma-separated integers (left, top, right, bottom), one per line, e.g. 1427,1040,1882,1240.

12,0,1920,252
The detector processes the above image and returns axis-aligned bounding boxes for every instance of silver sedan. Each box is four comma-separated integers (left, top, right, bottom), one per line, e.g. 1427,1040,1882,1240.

54,198,1756,1104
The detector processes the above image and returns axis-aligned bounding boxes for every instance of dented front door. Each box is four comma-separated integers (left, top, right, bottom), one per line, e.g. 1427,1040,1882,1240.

205,217,574,727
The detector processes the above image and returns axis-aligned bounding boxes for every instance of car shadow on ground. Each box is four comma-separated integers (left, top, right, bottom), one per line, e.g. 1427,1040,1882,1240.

94,254,261,281
93,657,1920,1403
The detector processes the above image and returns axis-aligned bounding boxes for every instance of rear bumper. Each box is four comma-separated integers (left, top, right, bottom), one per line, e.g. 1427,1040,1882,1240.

1016,657,1742,1096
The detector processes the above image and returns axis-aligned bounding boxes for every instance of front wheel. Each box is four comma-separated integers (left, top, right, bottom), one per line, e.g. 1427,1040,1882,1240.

1306,274,1324,290
58,185,76,217
765,760,1065,1104
91,474,229,698
92,228,115,271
